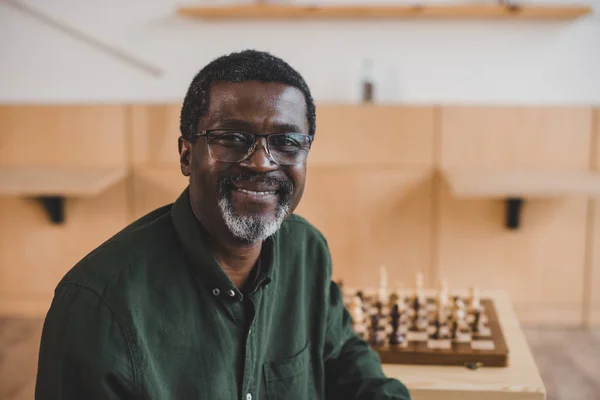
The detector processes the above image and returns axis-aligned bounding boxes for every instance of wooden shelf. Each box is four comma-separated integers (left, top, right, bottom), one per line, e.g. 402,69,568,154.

176,3,592,21
443,169,600,199
0,166,126,197
0,166,127,224
443,169,600,229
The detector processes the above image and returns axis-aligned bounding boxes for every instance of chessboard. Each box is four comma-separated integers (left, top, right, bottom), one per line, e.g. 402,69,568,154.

340,273,509,368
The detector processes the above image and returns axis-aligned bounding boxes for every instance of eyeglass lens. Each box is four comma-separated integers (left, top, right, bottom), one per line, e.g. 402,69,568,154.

206,130,311,165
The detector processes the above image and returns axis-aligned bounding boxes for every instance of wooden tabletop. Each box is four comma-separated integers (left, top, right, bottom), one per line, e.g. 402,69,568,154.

382,289,546,400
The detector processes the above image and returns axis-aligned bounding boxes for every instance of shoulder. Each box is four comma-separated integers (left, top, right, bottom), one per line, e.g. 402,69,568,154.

276,213,332,279
57,204,176,296
279,213,329,249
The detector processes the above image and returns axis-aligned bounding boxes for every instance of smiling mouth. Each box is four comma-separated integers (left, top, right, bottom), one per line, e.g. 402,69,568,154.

235,188,277,197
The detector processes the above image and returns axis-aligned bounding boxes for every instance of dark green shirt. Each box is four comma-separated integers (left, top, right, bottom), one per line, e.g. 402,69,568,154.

35,188,411,400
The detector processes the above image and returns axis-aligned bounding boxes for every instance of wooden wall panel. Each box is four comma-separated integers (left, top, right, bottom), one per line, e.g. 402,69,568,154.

437,106,594,326
0,106,129,316
0,182,129,316
310,105,435,166
300,106,437,285
440,106,592,169
0,105,127,167
590,109,600,326
132,166,188,220
295,166,434,288
130,104,182,166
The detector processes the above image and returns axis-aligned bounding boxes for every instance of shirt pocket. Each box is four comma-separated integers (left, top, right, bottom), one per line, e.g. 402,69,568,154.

263,340,315,400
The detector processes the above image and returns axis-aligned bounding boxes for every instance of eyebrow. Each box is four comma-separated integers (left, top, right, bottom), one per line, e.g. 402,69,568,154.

216,119,304,134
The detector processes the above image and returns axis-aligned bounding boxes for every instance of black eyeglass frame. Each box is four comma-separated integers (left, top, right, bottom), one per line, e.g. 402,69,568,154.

186,129,314,165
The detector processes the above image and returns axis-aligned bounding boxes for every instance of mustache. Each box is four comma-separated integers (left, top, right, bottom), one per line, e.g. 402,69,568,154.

218,172,293,203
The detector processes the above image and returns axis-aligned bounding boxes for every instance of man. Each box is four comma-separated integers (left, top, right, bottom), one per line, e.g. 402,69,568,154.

35,50,411,400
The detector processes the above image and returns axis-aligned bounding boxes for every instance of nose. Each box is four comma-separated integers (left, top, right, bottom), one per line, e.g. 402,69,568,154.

239,137,278,172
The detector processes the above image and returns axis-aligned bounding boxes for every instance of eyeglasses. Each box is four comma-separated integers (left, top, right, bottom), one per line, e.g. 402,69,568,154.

188,129,314,166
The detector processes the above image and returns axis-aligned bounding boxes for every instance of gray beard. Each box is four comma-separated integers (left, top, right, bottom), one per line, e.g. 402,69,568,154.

218,196,289,243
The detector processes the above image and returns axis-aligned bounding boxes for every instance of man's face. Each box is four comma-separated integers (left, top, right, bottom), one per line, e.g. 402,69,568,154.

180,80,310,244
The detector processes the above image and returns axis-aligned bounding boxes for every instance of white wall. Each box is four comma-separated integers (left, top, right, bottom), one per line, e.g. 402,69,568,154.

1,0,599,104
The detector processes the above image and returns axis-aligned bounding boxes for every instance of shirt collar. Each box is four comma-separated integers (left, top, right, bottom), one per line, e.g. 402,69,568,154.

171,187,275,299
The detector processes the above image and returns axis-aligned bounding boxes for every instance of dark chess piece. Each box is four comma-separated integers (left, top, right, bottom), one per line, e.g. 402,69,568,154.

451,318,459,339
389,304,405,345
369,314,386,346
472,308,481,333
412,296,421,327
412,296,421,314
375,301,383,316
432,318,441,339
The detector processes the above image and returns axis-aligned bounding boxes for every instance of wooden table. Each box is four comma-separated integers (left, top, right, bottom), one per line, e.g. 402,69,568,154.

382,290,546,400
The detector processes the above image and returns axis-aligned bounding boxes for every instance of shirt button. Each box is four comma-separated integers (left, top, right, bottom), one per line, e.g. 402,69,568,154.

212,288,220,296
246,394,252,400
228,289,236,297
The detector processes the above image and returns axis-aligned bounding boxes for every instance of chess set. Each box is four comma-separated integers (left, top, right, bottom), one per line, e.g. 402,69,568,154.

339,269,509,368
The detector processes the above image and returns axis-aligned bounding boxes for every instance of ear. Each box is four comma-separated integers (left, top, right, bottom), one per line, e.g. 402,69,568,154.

178,136,192,177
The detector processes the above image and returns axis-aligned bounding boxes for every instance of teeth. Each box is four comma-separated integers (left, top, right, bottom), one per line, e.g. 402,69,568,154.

237,188,276,195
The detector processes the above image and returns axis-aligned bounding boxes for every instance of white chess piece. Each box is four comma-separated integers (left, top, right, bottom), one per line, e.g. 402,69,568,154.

469,286,481,312
438,279,449,310
378,265,388,304
349,295,367,338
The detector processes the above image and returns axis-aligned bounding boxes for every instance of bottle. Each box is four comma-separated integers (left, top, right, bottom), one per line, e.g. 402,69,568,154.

361,58,374,103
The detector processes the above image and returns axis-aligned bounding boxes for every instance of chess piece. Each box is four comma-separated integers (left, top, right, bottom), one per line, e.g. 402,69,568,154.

472,308,482,334
451,313,459,339
369,314,386,346
437,280,451,319
450,296,467,339
388,291,399,309
412,273,425,311
432,306,450,339
468,286,483,333
349,295,368,339
468,286,481,310
378,265,388,304
374,300,384,317
389,303,405,346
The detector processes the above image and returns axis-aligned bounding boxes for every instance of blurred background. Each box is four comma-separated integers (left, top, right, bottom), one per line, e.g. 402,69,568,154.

1,0,599,399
